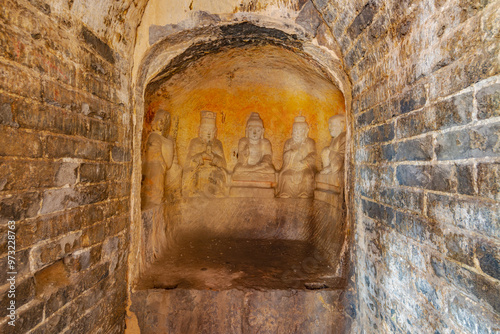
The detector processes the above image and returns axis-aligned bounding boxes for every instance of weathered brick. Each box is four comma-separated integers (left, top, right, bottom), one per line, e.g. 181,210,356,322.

40,183,109,215
0,300,44,334
355,144,382,163
107,215,129,236
45,135,109,160
0,191,41,224
427,193,499,238
435,122,500,160
476,241,500,281
13,217,52,250
396,108,435,139
378,187,423,213
356,108,375,128
30,231,82,270
362,199,394,225
448,293,500,334
0,160,77,191
345,34,367,68
395,211,443,249
0,277,35,318
433,92,473,130
64,244,102,274
394,136,433,161
477,162,499,201
444,232,475,266
0,99,18,128
477,83,500,120
396,164,456,192
79,163,108,183
359,122,395,146
82,221,107,247
431,256,500,314
455,164,475,196
399,85,427,115
81,26,115,64
0,126,43,158
111,146,131,162
347,0,380,40
415,277,441,310
0,62,41,99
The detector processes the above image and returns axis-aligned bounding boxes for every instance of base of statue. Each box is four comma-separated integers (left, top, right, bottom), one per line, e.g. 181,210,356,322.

315,173,342,192
230,172,276,191
229,187,275,198
314,189,341,206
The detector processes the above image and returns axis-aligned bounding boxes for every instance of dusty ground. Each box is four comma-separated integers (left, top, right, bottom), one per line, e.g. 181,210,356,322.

136,236,342,290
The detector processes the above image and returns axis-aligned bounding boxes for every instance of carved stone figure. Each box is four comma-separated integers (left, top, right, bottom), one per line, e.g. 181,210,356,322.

230,112,276,197
317,114,346,192
277,115,317,198
182,110,228,197
141,110,175,208
233,112,275,177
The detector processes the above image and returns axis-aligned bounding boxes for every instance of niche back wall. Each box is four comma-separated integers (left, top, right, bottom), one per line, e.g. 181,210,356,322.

144,44,345,170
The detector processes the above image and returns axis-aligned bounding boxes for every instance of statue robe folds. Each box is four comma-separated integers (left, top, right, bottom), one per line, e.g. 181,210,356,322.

182,138,228,197
277,137,317,198
142,132,174,207
320,132,346,189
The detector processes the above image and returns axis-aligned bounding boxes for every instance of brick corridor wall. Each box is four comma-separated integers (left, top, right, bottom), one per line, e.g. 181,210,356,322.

0,1,135,333
313,0,499,332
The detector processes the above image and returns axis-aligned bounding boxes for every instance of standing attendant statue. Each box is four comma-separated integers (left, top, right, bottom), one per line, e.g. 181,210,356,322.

319,113,346,192
277,115,317,198
141,110,175,208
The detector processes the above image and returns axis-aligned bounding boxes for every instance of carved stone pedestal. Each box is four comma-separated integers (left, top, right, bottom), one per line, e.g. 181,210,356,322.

229,173,276,198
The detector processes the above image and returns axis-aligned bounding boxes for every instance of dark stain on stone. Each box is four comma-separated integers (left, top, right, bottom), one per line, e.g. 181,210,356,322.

81,26,115,64
146,23,305,92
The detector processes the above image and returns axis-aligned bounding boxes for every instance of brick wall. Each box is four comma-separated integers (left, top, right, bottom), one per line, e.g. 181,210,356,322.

0,1,132,333
313,0,499,332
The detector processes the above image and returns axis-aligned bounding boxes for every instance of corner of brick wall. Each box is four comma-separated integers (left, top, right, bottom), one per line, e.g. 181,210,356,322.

313,0,499,332
0,1,132,333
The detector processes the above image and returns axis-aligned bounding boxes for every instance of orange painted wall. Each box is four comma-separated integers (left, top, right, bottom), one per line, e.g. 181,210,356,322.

145,45,345,171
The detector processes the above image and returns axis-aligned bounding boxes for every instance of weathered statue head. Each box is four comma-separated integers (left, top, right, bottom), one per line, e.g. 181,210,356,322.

292,115,309,143
199,110,217,143
152,109,171,136
245,112,264,142
328,113,346,138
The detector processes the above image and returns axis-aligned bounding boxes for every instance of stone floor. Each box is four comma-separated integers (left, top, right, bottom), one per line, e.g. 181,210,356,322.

136,237,344,290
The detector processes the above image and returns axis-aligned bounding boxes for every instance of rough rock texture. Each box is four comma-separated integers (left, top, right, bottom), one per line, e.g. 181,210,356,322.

131,288,351,334
310,0,500,332
0,0,135,333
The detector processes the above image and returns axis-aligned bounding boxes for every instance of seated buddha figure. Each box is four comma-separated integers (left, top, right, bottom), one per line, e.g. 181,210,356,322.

277,116,317,198
182,110,228,197
318,113,346,192
141,110,175,208
233,112,275,181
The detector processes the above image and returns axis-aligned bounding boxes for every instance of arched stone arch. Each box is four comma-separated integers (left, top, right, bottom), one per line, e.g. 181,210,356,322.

128,18,354,283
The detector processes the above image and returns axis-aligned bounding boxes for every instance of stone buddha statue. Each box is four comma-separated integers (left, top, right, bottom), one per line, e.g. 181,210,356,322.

277,115,317,198
233,112,275,179
182,110,228,197
318,113,346,192
141,109,175,208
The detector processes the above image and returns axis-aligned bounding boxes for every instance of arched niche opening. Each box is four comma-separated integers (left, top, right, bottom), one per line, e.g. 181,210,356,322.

131,22,353,292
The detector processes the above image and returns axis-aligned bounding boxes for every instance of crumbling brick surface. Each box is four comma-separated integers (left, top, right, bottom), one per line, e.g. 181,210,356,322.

0,0,133,333
313,0,500,332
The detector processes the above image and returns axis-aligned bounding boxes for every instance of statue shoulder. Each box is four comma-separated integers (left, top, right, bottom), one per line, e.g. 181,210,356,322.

305,137,316,148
